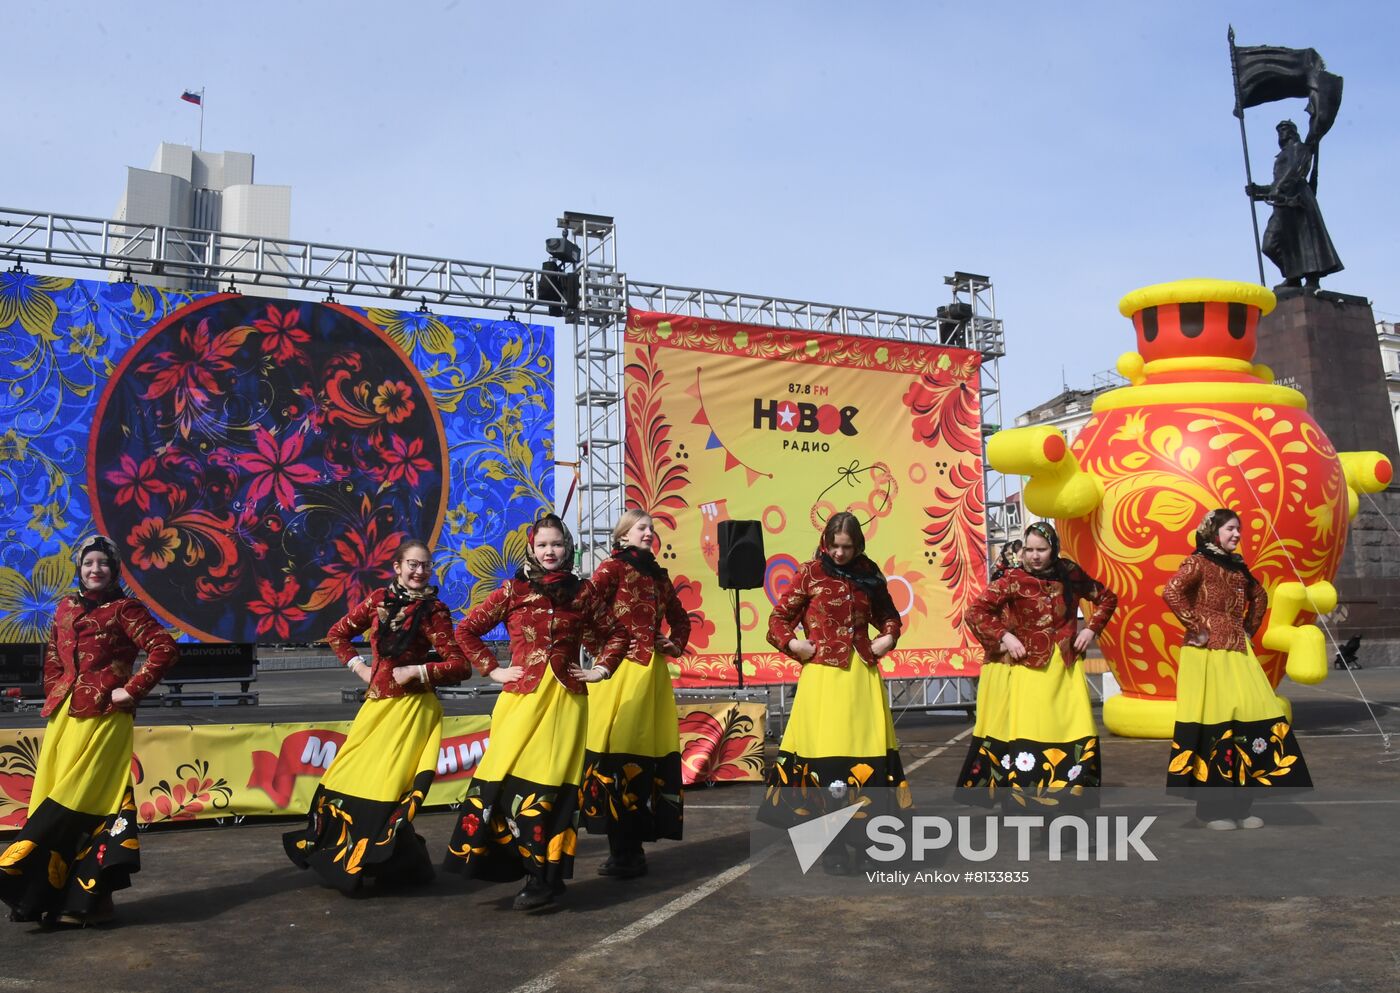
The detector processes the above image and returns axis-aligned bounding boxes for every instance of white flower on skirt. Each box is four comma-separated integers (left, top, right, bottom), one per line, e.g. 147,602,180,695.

1251,737,1268,755
507,818,520,838
110,816,128,836
1000,753,1012,770
1067,764,1082,781
1014,751,1037,773
828,780,848,800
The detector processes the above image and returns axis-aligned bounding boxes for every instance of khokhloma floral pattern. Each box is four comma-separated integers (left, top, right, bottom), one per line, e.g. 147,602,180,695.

0,273,552,643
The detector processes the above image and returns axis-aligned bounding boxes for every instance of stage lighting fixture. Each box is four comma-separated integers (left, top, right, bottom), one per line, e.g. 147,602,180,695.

532,259,580,318
937,302,973,346
545,236,582,266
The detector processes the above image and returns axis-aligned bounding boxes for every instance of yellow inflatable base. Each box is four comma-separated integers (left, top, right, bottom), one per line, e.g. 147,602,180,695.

1102,693,1294,739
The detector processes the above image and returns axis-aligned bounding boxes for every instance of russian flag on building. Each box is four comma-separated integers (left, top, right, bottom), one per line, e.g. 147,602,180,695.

181,90,202,105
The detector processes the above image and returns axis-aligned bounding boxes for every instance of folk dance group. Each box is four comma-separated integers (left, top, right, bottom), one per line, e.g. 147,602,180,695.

755,508,1311,870
3,502,1311,925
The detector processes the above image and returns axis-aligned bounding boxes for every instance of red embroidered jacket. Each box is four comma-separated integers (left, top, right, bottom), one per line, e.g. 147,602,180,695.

964,564,1118,669
767,558,902,669
42,593,179,718
584,555,691,666
1163,554,1268,652
325,588,469,700
455,579,628,694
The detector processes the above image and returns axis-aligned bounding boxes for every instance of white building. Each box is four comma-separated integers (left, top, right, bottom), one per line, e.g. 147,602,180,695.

1010,371,1126,531
113,143,291,292
1378,321,1400,449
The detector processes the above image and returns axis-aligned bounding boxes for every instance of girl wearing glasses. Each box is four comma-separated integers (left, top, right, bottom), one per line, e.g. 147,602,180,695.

284,539,469,892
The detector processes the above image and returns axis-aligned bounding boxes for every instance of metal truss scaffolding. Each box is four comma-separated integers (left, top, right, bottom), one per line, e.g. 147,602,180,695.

560,212,628,564
0,203,1019,620
0,206,555,313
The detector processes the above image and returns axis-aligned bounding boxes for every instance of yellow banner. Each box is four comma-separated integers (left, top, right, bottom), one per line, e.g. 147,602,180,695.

623,311,988,685
0,701,765,830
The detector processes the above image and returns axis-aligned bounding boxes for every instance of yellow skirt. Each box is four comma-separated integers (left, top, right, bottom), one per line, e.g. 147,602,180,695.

445,671,587,885
758,654,911,829
1174,645,1286,727
971,650,1097,745
29,697,134,817
322,693,443,803
581,651,684,842
1167,646,1312,790
957,648,1100,805
0,697,141,919
586,651,679,757
283,692,442,892
476,670,588,787
781,655,898,759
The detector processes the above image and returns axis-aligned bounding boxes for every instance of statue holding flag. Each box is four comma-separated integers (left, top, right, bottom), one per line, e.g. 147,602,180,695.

1248,119,1343,289
1228,29,1345,289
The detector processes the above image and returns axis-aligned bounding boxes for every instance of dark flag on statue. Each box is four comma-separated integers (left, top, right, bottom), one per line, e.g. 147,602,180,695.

1231,43,1343,144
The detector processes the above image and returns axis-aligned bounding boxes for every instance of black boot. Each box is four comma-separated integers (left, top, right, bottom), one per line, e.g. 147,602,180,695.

614,846,648,879
512,876,555,911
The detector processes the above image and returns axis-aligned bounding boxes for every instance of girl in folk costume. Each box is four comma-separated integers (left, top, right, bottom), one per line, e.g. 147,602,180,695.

959,521,1117,809
445,514,628,910
1,535,178,926
990,539,1023,582
284,539,469,892
1163,509,1310,830
757,512,908,875
581,510,690,879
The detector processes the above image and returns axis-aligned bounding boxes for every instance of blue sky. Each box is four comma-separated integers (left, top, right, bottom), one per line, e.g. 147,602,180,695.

7,1,1399,417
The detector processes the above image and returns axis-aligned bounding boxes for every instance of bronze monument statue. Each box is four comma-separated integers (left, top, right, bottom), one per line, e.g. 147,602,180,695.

1247,119,1343,289
1228,29,1345,289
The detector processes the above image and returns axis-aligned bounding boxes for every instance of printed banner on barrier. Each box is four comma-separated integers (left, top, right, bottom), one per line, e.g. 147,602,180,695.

623,310,988,685
0,701,765,830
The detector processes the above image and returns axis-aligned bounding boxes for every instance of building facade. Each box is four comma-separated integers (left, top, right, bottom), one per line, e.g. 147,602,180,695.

112,143,291,292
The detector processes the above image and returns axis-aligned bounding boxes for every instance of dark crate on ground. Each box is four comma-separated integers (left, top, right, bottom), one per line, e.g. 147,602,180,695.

162,643,259,707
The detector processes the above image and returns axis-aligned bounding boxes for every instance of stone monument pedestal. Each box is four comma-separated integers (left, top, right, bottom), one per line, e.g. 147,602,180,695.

1257,289,1400,665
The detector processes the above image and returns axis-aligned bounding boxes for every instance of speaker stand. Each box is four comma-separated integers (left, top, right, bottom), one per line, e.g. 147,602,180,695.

731,589,745,689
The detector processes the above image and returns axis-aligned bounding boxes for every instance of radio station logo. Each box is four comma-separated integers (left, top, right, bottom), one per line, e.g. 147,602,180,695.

753,399,859,436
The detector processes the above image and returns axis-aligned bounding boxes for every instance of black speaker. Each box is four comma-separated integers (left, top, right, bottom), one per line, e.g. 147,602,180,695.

718,520,765,590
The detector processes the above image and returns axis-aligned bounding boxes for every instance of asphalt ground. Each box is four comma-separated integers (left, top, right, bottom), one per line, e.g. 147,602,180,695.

3,667,1399,993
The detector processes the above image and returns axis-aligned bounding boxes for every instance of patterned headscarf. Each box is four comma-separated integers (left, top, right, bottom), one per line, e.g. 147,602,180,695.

522,513,577,580
1024,521,1060,563
1194,509,1238,554
1022,521,1079,616
375,543,438,658
1192,507,1260,589
519,513,581,605
74,534,122,591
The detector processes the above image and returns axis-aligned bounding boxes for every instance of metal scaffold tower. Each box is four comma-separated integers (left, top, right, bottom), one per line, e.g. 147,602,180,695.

936,272,1020,558
558,212,628,563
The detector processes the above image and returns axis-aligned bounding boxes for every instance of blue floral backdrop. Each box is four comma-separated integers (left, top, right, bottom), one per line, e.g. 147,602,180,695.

0,271,552,644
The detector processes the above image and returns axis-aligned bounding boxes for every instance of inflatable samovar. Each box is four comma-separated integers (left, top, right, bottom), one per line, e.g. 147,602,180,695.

989,279,1391,737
